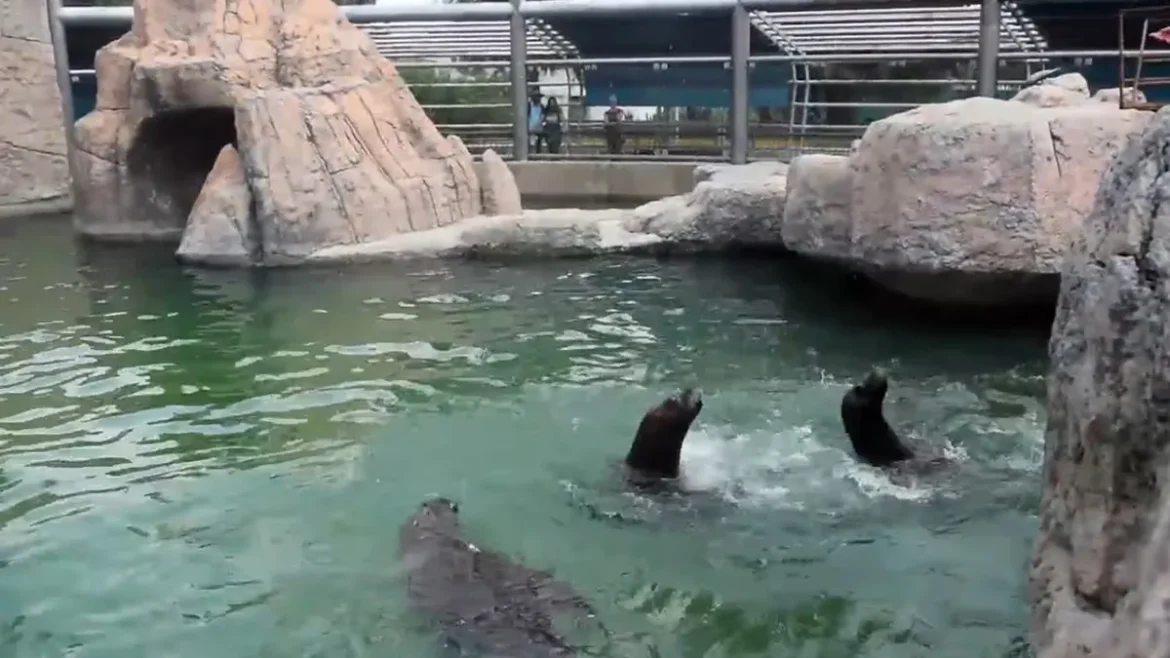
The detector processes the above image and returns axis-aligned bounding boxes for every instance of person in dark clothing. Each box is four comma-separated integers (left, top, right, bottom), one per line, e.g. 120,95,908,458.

603,95,629,155
541,97,564,154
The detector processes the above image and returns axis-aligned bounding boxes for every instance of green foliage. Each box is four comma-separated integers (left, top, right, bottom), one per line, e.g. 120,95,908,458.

398,67,513,127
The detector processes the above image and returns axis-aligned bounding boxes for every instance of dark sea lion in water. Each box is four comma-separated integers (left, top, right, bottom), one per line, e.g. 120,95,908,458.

622,388,704,485
841,369,952,472
399,497,603,657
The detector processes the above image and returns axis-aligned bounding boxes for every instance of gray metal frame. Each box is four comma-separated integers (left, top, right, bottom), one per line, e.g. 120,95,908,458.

57,0,1139,167
361,18,580,61
752,3,1046,54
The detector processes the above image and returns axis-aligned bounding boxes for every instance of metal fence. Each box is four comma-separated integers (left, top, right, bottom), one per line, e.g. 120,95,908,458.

53,0,1158,164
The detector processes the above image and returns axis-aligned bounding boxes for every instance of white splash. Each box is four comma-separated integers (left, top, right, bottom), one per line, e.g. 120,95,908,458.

677,422,963,509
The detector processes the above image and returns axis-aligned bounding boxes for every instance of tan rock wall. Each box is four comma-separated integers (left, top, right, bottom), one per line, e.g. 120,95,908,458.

0,0,72,215
73,0,483,264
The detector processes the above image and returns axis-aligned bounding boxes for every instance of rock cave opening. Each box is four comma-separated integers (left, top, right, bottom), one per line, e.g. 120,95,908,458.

126,107,239,231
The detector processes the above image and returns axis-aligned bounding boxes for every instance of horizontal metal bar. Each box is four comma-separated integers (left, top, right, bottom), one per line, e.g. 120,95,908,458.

791,36,1021,44
528,152,728,162
58,0,1166,30
804,78,1025,85
775,24,1020,33
394,55,730,68
64,69,576,90
348,3,514,22
799,44,1014,52
750,49,1152,62
58,6,131,27
792,100,925,108
520,0,735,17
44,0,1047,28
421,103,512,110
437,123,514,130
66,48,1135,75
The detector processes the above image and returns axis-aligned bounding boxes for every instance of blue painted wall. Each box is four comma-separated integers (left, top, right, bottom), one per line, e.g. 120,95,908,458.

582,63,792,108
71,75,96,120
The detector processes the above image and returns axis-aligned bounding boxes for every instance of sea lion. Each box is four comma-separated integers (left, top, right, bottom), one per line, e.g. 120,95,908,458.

399,497,602,658
840,369,916,467
622,388,704,484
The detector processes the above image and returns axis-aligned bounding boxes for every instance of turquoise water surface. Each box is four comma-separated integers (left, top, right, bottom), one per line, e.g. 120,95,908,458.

0,216,1045,657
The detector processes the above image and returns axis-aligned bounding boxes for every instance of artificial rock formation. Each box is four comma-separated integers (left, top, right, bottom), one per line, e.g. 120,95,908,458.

73,0,482,264
1092,87,1148,107
780,154,851,262
1012,72,1092,108
782,95,1152,306
478,148,523,216
0,0,72,214
1031,106,1170,658
305,162,790,263
635,160,787,248
176,144,256,265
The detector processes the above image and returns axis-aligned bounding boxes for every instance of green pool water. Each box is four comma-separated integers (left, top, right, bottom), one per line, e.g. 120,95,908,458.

0,216,1046,658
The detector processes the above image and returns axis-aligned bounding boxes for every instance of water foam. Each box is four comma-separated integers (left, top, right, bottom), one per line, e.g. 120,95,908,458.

678,423,961,510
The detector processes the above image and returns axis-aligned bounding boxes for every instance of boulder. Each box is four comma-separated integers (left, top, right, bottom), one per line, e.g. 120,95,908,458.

847,96,1152,305
308,207,657,263
693,160,787,186
1012,73,1091,108
176,145,256,266
1092,87,1148,107
1030,107,1170,658
478,148,522,215
780,154,851,262
0,0,72,214
631,161,787,248
72,0,481,263
305,162,789,262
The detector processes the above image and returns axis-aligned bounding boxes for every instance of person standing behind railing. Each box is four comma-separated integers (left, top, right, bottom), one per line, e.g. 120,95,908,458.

528,90,545,154
541,97,564,154
603,95,630,155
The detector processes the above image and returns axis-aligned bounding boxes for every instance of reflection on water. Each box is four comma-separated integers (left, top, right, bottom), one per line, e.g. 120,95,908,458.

0,216,1045,657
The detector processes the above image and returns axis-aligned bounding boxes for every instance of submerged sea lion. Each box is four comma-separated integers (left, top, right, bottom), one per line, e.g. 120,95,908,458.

840,369,917,467
399,497,602,658
622,388,704,484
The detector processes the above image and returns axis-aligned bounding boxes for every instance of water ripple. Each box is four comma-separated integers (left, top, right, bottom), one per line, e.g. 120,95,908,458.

0,237,1049,658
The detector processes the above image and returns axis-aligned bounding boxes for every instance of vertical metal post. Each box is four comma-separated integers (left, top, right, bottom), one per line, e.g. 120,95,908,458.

509,0,529,161
976,0,1000,97
46,0,78,187
730,2,749,165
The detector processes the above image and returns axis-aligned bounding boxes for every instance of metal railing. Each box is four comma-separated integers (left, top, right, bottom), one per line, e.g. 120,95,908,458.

51,0,1162,166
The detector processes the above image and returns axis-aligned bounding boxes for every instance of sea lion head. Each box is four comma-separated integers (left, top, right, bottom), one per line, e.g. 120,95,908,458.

662,387,703,419
405,497,462,537
859,368,889,400
624,387,704,480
